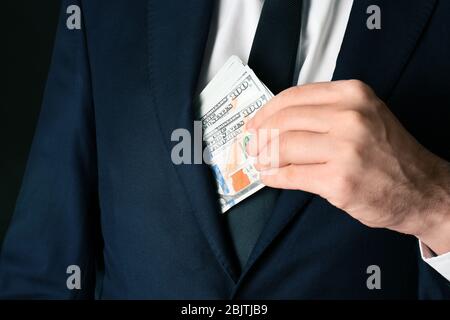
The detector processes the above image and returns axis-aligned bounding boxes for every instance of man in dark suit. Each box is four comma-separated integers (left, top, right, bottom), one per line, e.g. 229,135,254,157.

0,0,449,299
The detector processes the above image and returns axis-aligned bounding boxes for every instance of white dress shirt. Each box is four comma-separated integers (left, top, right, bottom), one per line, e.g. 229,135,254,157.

198,0,450,282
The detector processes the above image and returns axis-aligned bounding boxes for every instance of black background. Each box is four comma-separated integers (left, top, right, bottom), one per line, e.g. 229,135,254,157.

1,1,61,244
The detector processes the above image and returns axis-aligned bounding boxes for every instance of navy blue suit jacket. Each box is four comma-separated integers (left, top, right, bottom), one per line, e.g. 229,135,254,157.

0,0,449,299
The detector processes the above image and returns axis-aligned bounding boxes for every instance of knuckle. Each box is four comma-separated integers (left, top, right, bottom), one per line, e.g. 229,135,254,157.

278,133,295,155
278,132,291,154
278,106,295,123
342,109,368,130
278,131,287,148
279,86,300,101
274,106,297,128
270,113,285,130
344,79,373,101
279,105,295,118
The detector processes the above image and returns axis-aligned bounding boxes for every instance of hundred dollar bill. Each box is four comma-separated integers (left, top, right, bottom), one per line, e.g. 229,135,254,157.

198,55,245,102
197,56,271,129
197,56,274,213
204,95,269,212
204,94,269,154
200,69,268,132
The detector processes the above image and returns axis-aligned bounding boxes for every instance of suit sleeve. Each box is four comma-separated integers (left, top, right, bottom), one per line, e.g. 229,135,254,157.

0,0,100,299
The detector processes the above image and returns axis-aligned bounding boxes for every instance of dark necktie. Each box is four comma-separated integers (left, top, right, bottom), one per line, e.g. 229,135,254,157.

225,0,303,271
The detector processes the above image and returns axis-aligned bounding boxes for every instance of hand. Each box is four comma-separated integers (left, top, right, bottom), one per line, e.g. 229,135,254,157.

246,80,450,255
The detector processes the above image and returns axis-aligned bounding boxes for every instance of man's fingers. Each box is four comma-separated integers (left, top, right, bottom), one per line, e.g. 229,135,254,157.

254,131,331,169
247,82,343,130
260,164,328,196
247,105,332,156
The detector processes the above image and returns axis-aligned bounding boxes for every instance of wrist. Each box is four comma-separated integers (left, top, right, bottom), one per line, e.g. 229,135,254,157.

416,159,450,255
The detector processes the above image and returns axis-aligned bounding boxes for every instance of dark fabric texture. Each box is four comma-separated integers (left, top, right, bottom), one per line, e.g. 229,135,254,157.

0,0,449,299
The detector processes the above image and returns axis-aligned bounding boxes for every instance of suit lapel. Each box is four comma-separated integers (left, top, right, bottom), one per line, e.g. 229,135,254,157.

236,0,437,283
333,0,437,99
147,0,240,281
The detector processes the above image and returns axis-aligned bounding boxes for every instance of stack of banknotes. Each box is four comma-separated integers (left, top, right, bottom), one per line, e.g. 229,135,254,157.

196,56,274,213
